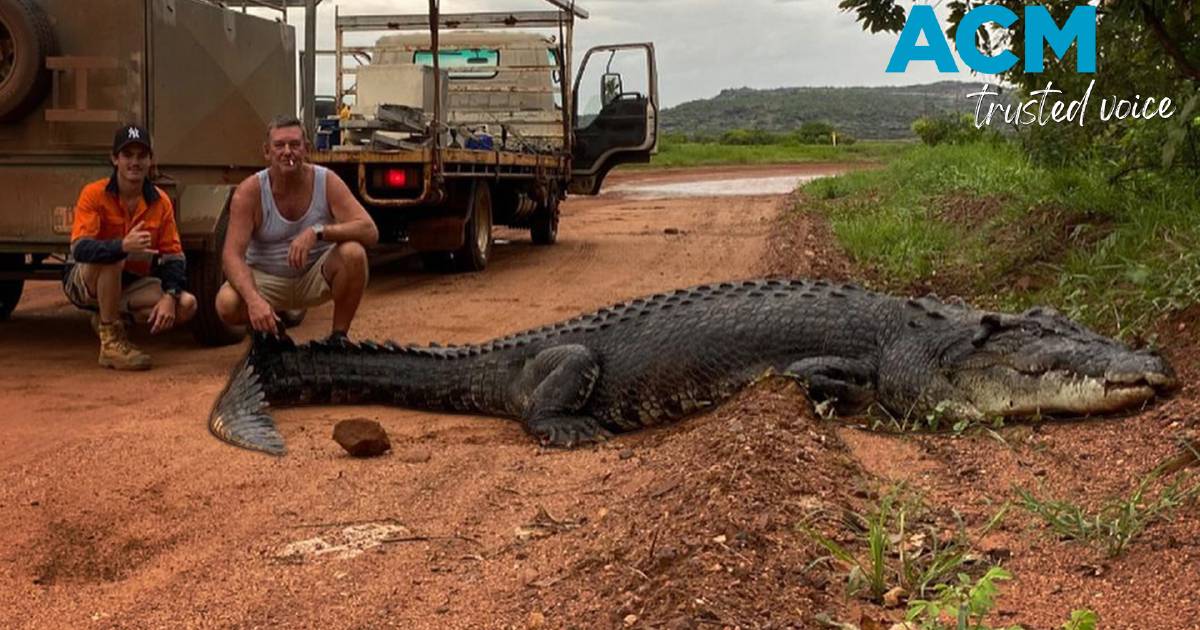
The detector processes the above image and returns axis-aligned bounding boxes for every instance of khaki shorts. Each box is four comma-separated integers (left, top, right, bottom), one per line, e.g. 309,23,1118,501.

63,263,162,313
229,248,336,311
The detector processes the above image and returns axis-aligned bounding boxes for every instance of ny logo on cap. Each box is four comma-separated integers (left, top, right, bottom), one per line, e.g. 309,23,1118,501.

127,127,141,139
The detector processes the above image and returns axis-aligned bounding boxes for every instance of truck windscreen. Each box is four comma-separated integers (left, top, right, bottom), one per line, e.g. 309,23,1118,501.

413,49,500,79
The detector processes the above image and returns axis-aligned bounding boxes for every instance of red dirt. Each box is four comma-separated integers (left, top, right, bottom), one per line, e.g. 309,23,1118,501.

1,163,1198,629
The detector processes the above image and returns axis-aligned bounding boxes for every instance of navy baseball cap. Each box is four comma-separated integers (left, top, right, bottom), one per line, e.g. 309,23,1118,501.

113,124,152,155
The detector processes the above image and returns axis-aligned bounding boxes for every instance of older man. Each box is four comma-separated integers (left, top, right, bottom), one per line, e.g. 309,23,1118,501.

63,124,198,370
216,115,378,342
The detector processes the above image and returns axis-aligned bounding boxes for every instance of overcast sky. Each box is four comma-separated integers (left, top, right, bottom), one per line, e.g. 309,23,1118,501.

262,0,968,108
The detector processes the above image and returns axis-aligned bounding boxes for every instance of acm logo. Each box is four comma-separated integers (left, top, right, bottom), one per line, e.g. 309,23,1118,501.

887,5,1096,75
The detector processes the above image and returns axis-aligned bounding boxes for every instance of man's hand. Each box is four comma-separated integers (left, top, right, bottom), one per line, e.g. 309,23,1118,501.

122,220,158,255
287,227,319,270
246,295,281,334
148,293,177,334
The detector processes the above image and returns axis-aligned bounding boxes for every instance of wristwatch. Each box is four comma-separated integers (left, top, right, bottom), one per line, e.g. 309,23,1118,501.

312,224,326,241
166,288,180,298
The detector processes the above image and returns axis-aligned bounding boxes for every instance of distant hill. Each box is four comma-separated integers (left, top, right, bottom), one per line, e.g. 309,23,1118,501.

660,81,996,140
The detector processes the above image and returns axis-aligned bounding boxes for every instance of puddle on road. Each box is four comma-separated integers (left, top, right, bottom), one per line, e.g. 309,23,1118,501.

605,173,831,199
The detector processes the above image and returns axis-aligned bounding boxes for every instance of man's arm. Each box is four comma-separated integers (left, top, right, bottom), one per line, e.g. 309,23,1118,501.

322,171,379,246
223,176,281,334
221,178,264,304
153,194,187,294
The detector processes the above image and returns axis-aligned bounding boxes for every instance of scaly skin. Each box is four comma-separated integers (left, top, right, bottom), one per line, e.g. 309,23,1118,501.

209,279,1176,455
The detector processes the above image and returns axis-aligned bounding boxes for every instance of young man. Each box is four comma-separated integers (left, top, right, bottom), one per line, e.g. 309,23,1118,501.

64,124,198,370
216,115,378,341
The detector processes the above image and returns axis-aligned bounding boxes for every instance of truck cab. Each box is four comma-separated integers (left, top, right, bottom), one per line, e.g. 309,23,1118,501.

311,4,658,272
363,31,568,152
356,28,659,181
570,42,659,195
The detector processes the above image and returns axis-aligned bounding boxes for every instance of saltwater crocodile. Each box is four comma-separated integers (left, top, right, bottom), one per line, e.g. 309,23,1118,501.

209,279,1176,455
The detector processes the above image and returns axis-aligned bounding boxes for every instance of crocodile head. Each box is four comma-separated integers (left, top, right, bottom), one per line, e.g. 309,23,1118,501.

942,307,1176,418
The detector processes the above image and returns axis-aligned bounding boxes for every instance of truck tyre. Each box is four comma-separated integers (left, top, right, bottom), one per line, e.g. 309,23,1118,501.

452,181,493,272
188,211,245,346
421,251,454,273
0,0,56,123
0,279,22,320
530,190,560,246
0,252,23,319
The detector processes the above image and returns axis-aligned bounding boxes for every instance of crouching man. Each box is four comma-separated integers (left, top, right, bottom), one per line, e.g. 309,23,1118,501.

216,115,378,341
63,124,198,370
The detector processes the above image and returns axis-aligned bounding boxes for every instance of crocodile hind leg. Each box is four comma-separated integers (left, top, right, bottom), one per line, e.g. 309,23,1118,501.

784,357,877,416
516,344,612,447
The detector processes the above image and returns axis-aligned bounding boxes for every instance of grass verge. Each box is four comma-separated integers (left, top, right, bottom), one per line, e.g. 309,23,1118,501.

636,139,912,169
1016,473,1200,557
799,141,1200,338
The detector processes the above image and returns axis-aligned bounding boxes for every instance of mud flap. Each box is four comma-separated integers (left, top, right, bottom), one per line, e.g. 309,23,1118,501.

178,185,246,346
176,184,237,247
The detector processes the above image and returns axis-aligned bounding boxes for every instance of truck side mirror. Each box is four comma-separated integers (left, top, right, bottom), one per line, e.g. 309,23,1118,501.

601,72,622,106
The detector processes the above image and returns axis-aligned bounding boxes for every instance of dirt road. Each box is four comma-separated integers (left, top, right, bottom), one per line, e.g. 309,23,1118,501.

0,164,846,628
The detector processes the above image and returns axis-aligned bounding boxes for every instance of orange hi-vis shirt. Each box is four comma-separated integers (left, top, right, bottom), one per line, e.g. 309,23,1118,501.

69,176,184,278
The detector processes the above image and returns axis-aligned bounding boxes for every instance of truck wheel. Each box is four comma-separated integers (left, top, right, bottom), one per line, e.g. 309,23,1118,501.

0,0,56,123
530,193,560,246
452,181,493,272
421,251,454,273
0,278,22,320
188,212,245,346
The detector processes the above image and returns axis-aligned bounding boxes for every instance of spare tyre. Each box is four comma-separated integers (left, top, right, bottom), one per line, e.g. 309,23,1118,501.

0,0,56,123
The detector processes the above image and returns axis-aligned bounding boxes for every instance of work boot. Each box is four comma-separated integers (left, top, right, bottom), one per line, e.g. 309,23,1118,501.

97,320,151,371
90,312,133,337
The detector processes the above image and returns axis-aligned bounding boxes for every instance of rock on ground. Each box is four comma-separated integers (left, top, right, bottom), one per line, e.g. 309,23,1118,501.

332,418,391,457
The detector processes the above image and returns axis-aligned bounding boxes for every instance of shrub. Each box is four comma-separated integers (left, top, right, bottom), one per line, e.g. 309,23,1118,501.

719,128,778,145
912,113,996,147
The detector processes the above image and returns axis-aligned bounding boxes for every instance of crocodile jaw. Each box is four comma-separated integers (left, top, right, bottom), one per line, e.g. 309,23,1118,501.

969,370,1168,418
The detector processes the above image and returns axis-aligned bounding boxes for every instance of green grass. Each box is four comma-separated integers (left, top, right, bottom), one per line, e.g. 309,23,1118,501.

635,139,912,169
799,489,980,604
1062,610,1099,630
867,399,1009,438
906,566,1023,630
1016,473,1200,557
799,141,1200,338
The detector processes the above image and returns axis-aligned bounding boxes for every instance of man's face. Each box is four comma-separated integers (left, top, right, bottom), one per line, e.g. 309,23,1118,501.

265,125,307,175
111,144,152,186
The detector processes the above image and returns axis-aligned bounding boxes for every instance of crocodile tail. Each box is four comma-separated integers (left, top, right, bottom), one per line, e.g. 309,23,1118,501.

207,333,294,456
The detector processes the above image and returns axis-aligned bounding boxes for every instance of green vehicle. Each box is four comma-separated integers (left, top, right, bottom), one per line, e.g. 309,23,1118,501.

0,0,294,344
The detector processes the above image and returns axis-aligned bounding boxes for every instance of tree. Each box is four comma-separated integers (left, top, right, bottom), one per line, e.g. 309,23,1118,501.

839,1,1200,171
839,1,1198,85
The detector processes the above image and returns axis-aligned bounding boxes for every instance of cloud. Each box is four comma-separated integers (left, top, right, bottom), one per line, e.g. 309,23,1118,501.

261,0,963,107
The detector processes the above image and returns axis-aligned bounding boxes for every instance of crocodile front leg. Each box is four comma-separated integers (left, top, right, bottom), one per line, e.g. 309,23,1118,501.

514,344,612,447
784,356,878,415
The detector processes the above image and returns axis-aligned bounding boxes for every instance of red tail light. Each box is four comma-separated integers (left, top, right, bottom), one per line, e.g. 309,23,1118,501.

385,168,407,188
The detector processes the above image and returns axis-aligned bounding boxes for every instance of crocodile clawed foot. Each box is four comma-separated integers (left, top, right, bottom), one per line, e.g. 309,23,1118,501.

527,415,612,448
